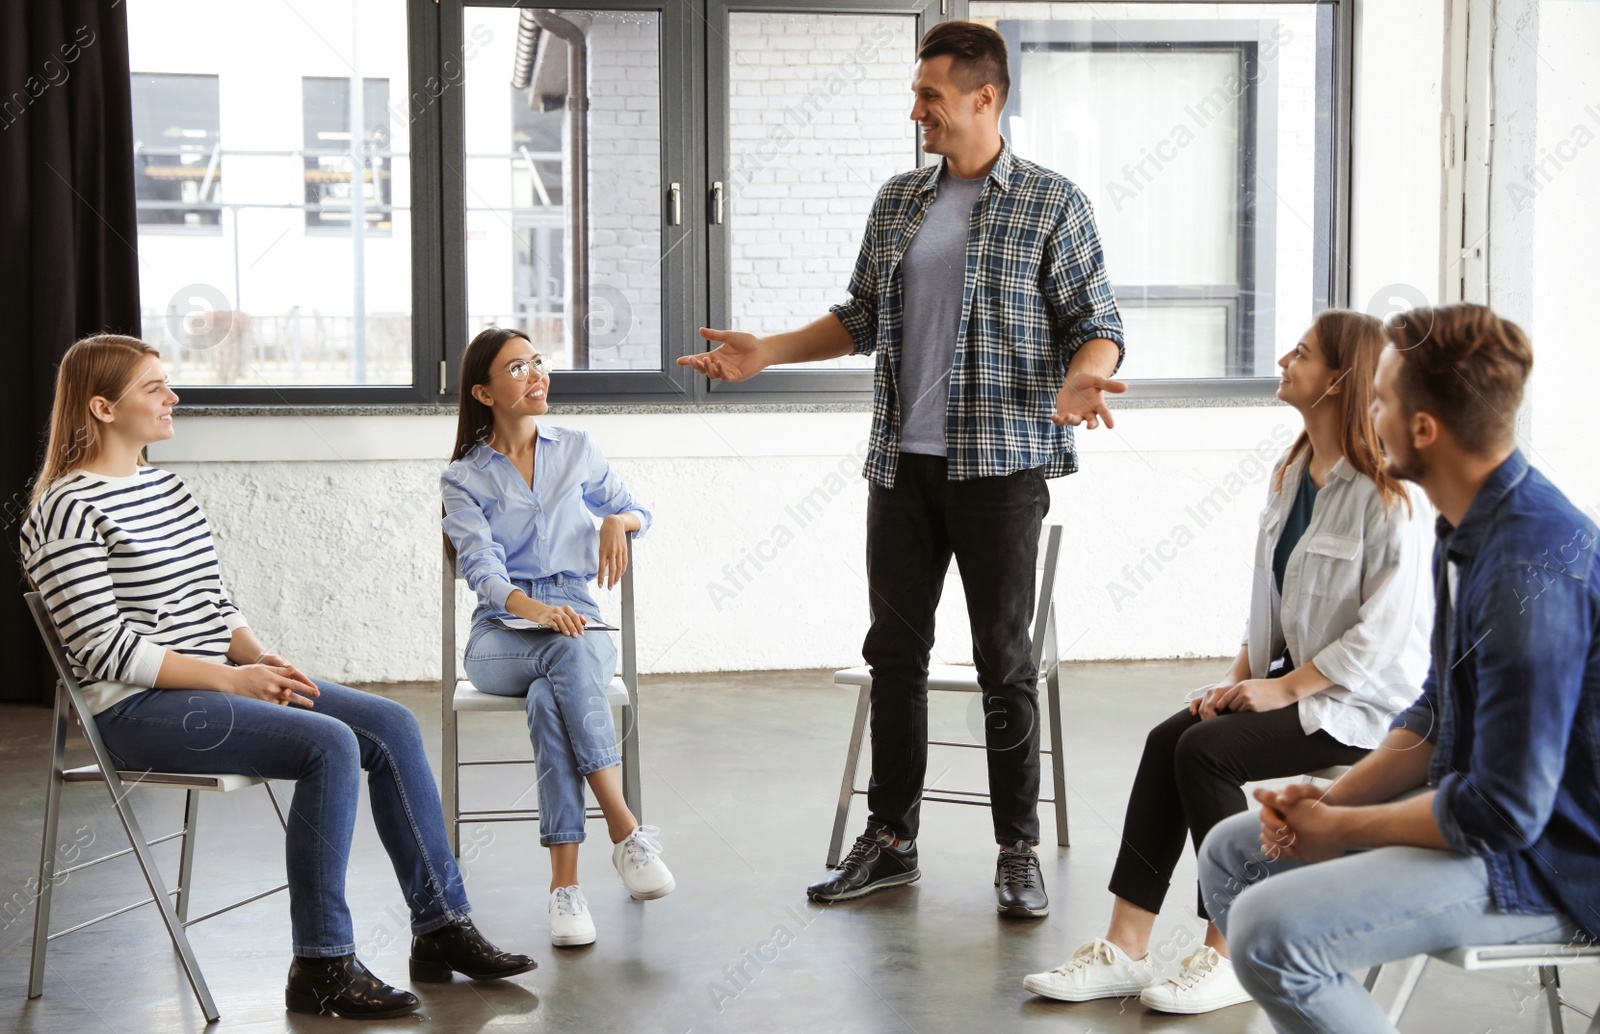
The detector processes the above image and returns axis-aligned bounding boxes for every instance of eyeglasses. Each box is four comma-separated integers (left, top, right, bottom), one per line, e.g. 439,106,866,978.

496,355,549,381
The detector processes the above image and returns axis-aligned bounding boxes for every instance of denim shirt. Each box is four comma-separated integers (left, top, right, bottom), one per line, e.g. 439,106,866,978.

1391,450,1600,937
440,427,652,624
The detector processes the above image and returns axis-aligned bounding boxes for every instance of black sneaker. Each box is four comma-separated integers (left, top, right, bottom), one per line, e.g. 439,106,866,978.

995,840,1049,918
807,832,920,902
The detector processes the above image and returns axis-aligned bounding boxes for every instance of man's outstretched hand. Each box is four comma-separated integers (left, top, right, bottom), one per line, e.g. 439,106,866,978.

678,327,768,382
1052,372,1127,429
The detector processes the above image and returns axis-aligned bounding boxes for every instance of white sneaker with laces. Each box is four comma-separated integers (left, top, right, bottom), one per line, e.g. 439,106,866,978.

549,885,596,947
612,824,675,900
1138,946,1253,1014
1022,939,1156,1002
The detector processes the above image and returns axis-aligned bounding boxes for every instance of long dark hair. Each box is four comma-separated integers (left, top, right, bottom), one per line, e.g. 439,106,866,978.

1272,308,1410,515
450,326,532,463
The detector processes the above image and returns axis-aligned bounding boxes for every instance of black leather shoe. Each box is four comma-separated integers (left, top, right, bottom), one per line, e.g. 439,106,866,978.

410,917,538,982
807,832,920,902
995,840,1049,917
285,954,419,1018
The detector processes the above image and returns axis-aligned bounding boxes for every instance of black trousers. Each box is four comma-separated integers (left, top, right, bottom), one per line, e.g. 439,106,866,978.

1109,705,1369,919
862,454,1050,847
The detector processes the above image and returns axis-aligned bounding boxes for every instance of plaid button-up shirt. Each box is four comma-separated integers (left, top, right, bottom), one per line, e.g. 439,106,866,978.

830,140,1125,487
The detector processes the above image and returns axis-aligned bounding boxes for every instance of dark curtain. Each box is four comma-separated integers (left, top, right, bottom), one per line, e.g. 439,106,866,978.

0,1,141,703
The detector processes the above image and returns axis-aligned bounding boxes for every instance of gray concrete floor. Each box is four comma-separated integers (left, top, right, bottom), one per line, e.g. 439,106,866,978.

1,660,1594,1033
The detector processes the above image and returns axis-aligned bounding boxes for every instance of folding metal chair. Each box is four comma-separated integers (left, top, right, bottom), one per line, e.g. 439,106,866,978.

440,533,642,857
826,523,1068,866
24,592,289,1023
1371,942,1600,1032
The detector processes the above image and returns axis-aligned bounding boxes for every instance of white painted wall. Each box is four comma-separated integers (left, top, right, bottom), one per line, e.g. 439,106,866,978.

151,407,1292,682
1512,1,1600,517
143,0,1600,685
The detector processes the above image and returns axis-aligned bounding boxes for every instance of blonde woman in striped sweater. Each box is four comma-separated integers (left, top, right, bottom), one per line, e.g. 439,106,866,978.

20,335,534,1019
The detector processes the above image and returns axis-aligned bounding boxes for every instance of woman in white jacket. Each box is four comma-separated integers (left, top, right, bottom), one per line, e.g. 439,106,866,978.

1023,309,1433,1015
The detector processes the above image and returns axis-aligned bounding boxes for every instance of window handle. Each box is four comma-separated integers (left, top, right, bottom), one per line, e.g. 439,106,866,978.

710,181,724,225
668,182,681,226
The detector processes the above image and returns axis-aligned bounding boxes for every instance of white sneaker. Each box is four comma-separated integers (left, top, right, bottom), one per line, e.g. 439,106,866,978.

549,885,596,947
1022,939,1156,1002
1138,946,1254,1014
612,824,675,900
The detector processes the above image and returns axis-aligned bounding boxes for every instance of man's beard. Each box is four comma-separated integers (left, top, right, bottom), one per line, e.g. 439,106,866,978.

1383,438,1427,484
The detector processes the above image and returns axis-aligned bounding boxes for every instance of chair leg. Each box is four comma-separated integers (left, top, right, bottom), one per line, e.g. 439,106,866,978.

27,682,70,1000
104,776,220,1023
827,685,871,868
1044,663,1069,849
1384,954,1428,1026
445,710,461,858
1540,966,1566,1034
175,790,201,924
263,782,289,830
620,701,642,822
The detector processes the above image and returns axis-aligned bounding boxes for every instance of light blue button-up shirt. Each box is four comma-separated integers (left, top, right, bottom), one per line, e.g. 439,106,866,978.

441,426,652,619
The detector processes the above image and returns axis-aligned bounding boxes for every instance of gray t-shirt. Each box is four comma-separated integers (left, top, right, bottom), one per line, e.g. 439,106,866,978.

898,169,986,457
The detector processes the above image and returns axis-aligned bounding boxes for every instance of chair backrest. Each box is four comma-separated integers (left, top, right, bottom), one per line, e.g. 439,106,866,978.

24,592,124,777
1030,524,1064,671
441,533,638,709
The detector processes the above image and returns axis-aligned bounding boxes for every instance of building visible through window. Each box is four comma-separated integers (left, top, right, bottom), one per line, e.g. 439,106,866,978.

302,76,393,233
131,72,221,229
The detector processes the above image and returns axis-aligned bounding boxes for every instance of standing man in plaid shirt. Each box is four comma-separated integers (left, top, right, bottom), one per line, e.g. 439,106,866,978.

681,21,1125,917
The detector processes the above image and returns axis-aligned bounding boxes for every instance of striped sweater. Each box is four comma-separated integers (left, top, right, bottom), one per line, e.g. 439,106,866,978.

20,466,247,714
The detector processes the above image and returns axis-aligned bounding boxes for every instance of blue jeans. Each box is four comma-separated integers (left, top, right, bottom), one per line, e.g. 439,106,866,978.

463,575,621,847
1198,810,1577,1033
95,679,470,957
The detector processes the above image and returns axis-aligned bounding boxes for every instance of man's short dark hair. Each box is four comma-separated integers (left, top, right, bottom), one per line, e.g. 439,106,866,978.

1384,303,1534,455
918,21,1010,105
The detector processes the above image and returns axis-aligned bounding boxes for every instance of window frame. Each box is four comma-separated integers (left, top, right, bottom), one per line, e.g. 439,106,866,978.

983,0,1348,399
151,0,1350,408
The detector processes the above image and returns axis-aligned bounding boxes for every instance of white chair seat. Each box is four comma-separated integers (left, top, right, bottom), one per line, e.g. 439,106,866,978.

62,765,264,793
1434,944,1600,970
834,664,991,693
453,677,630,713
1303,765,1352,782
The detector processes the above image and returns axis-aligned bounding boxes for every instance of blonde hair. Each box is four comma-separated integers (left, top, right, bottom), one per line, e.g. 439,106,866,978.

30,334,163,508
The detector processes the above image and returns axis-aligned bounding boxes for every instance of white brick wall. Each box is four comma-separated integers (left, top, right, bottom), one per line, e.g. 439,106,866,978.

726,13,918,367
584,13,663,371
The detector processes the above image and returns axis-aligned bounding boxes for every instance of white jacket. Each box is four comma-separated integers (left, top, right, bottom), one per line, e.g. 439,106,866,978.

1187,449,1435,748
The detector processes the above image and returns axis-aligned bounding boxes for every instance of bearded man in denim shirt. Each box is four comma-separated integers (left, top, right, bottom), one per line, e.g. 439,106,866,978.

1196,303,1600,1033
681,21,1125,917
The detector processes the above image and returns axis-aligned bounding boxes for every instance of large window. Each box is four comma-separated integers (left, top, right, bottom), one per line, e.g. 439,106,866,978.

460,7,665,374
126,0,1350,405
976,2,1340,384
127,0,417,396
718,11,918,374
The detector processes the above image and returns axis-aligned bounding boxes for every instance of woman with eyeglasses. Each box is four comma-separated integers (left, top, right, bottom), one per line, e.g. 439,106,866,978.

442,327,674,948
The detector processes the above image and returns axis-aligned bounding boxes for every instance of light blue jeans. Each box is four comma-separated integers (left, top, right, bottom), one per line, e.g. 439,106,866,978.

463,575,621,846
1198,810,1577,1033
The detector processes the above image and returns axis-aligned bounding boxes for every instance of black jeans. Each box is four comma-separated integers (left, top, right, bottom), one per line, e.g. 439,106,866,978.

1109,705,1369,919
862,454,1050,847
